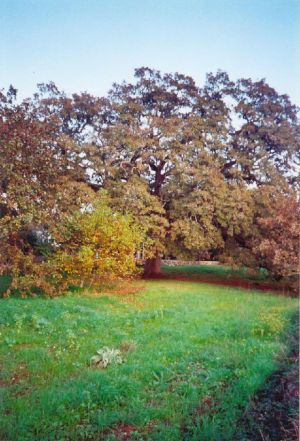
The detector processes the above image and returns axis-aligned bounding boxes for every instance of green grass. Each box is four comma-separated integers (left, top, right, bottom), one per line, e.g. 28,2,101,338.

0,280,298,441
0,275,12,296
161,264,268,281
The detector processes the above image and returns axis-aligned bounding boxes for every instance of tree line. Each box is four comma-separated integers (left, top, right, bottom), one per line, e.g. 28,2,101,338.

0,67,299,295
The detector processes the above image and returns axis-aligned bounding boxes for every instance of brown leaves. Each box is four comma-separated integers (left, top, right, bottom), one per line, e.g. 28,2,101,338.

253,194,300,279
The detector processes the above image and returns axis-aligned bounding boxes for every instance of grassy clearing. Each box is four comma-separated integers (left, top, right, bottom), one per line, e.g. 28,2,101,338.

0,279,298,441
161,264,268,281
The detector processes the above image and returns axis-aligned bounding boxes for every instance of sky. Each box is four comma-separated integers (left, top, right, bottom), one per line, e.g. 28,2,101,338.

1,0,299,104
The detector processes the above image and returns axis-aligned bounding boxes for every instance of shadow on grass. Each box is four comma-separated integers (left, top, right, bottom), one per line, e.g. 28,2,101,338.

158,265,298,297
0,274,12,297
237,312,299,441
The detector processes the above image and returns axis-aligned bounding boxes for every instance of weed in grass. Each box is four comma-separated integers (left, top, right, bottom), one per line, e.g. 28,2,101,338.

90,347,123,368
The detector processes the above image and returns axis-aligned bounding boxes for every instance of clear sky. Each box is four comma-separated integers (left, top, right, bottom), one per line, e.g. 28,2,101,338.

1,0,299,104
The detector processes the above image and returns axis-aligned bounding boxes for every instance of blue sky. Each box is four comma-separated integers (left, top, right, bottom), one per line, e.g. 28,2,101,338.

1,0,299,103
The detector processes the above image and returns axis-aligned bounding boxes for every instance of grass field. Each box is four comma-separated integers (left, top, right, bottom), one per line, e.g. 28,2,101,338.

0,279,298,441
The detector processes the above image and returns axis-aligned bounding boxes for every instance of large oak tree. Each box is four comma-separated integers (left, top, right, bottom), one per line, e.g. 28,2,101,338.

2,68,298,281
88,68,299,275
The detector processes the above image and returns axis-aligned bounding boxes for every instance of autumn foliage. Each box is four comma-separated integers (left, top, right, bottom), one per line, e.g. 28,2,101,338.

53,199,142,288
0,68,299,294
253,195,299,280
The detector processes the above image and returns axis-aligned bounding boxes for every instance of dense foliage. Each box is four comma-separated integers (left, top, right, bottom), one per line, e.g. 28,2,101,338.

1,199,141,296
253,194,300,280
53,199,142,288
89,68,299,277
0,68,299,292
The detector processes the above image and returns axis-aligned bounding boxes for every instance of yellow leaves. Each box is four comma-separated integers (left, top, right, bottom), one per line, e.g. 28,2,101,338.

0,194,143,297
53,197,143,286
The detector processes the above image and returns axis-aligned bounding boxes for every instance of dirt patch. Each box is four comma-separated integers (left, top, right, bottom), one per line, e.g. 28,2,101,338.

105,282,146,308
0,363,29,389
106,282,145,296
195,395,219,415
10,363,29,385
12,343,38,350
238,316,299,441
102,423,138,441
0,363,8,387
84,282,145,307
80,283,146,311
84,281,145,297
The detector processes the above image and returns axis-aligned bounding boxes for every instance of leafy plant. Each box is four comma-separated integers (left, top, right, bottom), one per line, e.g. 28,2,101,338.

53,197,143,289
90,347,123,368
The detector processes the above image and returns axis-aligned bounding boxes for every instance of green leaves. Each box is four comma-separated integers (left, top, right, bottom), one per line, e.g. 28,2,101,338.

107,177,168,257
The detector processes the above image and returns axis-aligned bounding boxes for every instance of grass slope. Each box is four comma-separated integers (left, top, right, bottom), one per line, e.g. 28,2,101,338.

0,280,298,441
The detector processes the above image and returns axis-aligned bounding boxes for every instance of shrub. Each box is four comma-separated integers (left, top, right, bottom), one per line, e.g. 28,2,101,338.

53,199,143,289
1,198,142,297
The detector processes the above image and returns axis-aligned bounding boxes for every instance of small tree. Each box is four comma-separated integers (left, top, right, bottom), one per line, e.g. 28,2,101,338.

2,197,142,296
53,198,143,288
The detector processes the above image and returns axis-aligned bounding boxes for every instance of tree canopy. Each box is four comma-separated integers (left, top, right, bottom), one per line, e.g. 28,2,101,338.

88,68,299,275
0,67,299,289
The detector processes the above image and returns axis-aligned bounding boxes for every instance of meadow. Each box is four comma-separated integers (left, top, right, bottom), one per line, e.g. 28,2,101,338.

0,278,298,441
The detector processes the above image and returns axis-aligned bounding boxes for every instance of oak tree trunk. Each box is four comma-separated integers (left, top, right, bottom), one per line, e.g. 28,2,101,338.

144,256,162,277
